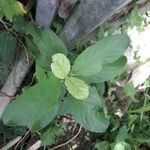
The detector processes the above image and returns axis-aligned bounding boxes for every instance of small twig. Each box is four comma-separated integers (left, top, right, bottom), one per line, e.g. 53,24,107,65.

72,122,78,134
0,20,13,31
0,136,22,150
14,131,30,150
27,126,82,150
49,126,82,150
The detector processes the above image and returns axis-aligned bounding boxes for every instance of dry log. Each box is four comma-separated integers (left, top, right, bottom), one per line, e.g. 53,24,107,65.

0,54,32,118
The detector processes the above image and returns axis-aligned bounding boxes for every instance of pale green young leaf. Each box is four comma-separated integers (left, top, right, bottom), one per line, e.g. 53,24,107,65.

51,53,70,79
2,74,61,131
65,77,89,100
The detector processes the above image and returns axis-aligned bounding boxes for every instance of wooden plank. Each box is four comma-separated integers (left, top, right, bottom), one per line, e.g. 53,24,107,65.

60,0,131,49
36,0,58,27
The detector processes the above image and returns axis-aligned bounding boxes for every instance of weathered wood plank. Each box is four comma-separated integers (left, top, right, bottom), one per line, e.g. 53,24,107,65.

58,0,78,19
60,0,131,49
36,0,58,27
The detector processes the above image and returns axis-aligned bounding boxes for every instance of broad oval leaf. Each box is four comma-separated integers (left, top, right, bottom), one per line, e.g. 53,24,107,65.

72,52,102,76
35,65,47,82
2,74,61,131
65,77,89,100
58,87,109,132
82,56,127,83
72,34,129,76
25,26,68,70
51,53,70,79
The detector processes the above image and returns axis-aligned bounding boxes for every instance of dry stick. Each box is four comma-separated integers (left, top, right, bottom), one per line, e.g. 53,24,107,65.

14,131,31,149
27,126,82,150
49,126,82,150
0,136,22,150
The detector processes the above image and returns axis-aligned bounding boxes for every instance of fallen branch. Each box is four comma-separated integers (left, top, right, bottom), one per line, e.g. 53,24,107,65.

0,54,33,119
0,136,22,150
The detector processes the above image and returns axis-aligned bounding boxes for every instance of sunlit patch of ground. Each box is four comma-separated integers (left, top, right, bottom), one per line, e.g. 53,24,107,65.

124,13,150,87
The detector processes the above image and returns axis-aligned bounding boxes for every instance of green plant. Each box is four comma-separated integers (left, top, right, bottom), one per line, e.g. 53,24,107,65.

2,29,130,142
0,0,132,146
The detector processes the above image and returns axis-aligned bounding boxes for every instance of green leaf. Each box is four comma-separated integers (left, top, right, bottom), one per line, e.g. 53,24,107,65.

95,141,110,150
116,126,128,143
65,77,89,100
59,87,109,132
41,124,66,146
72,47,102,76
51,53,70,79
0,0,20,21
123,82,136,101
35,65,47,82
2,74,61,131
82,56,127,83
13,16,33,33
0,31,17,69
26,26,68,70
0,10,3,19
113,142,131,150
72,34,129,77
128,8,143,28
128,104,150,114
